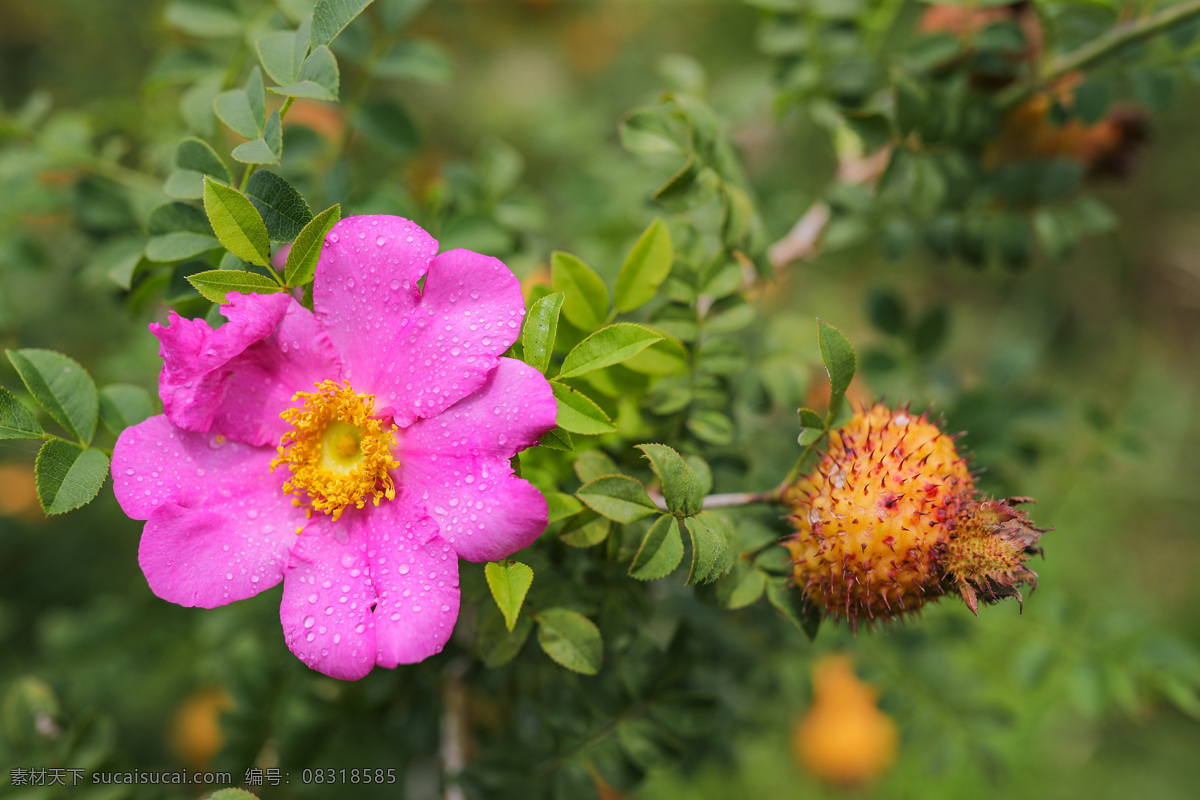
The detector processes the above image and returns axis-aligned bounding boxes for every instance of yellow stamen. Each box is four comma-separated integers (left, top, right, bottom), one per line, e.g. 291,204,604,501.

270,380,399,521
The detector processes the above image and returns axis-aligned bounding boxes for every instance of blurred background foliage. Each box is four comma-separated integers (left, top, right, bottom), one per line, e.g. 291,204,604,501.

1,0,1199,798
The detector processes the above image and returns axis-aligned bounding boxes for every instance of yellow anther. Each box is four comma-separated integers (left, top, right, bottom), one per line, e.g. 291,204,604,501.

270,380,399,521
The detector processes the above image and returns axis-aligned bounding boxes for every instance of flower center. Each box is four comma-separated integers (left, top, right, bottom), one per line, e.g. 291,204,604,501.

271,380,399,522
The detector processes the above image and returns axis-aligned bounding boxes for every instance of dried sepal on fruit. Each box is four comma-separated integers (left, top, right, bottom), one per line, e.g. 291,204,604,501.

784,403,1048,626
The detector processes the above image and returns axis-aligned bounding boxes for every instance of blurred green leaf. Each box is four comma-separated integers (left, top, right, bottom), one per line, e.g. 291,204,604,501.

273,45,340,100
257,18,312,85
98,385,154,437
0,386,43,440
716,559,767,610
866,289,905,335
615,218,674,312
165,0,241,38
231,109,283,164
214,67,266,139
35,439,109,515
536,608,603,675
311,0,374,47
166,137,232,199
766,577,821,641
7,349,98,444
377,39,455,83
686,410,734,445
617,719,683,771
477,611,533,668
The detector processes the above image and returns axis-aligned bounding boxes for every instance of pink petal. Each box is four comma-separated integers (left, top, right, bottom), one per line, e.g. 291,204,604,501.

368,514,459,667
399,357,555,562
280,514,378,681
402,358,557,460
312,215,527,427
154,292,341,446
312,216,436,405
114,415,303,608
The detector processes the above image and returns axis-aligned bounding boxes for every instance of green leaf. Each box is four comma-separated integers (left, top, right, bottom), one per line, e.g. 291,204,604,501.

203,177,272,267
312,0,374,47
892,70,925,137
35,440,109,515
623,335,687,376
686,410,734,445
618,107,684,155
552,383,617,435
576,475,658,524
88,236,148,289
551,252,608,332
285,204,342,286
716,559,766,610
614,218,673,312
165,137,232,199
866,289,905,335
557,324,663,380
256,18,311,85
377,39,454,83
230,109,282,165
477,611,533,668
0,386,43,439
559,511,611,548
522,292,563,374
817,319,856,420
912,306,949,357
652,156,718,212
798,408,824,430
165,0,241,38
187,270,284,303
636,443,700,516
149,201,212,235
629,515,684,581
766,577,822,641
484,560,534,633
536,608,603,675
244,170,313,242
574,450,618,483
7,349,98,444
145,233,220,263
546,491,582,523
683,513,732,585
213,67,265,139
272,45,340,100
538,427,574,452
98,385,154,437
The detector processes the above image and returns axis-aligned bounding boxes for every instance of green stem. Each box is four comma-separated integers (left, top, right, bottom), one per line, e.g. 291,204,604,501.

782,425,830,488
1000,0,1200,108
239,96,296,192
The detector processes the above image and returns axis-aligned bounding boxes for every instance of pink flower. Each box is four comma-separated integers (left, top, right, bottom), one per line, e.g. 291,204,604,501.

113,216,557,680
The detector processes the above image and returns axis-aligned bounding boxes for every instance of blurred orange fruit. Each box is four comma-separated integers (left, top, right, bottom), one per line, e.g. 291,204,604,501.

793,655,896,786
0,463,39,518
169,687,233,770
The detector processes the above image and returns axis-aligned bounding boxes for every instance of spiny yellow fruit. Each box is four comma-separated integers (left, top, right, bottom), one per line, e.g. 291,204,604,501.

784,404,1047,625
793,655,896,786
